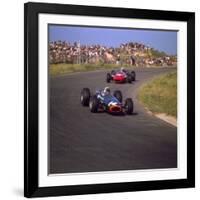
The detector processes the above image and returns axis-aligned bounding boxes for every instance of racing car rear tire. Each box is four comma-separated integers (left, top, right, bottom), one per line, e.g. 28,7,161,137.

113,90,122,103
125,98,134,114
80,88,90,106
127,74,132,83
89,96,99,113
111,70,115,75
131,71,136,81
106,73,112,83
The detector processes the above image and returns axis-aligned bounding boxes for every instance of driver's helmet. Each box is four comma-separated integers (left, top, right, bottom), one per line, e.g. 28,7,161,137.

121,67,125,72
103,87,111,95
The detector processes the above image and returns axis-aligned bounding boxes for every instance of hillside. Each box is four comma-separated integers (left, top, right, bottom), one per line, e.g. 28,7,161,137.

49,41,177,67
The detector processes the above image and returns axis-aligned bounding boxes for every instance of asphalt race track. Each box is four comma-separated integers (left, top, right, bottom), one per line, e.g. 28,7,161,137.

49,67,177,174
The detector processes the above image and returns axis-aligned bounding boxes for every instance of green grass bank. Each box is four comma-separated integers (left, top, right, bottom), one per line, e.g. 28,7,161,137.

138,72,177,117
49,63,137,76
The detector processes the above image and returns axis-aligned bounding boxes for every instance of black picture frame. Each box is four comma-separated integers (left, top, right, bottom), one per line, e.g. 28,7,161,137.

24,2,195,198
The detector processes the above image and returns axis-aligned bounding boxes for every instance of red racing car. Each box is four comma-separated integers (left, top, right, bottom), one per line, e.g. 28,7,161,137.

106,68,136,83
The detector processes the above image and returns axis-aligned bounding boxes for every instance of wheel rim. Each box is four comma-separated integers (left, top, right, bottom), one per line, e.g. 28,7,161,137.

80,95,83,102
89,100,93,109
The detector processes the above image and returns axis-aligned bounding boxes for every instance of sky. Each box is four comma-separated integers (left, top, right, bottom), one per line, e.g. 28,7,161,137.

49,25,177,55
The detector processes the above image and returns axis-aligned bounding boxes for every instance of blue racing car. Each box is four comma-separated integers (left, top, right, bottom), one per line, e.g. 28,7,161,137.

80,87,134,114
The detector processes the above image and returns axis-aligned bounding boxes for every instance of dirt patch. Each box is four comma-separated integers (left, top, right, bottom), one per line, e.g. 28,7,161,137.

146,109,177,127
155,113,177,127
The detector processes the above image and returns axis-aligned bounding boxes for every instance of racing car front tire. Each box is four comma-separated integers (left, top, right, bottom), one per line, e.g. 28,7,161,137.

80,88,90,106
89,96,99,113
124,98,134,114
106,73,112,83
113,90,122,103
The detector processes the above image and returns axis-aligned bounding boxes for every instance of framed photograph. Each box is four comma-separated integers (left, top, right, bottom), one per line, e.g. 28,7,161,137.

24,2,195,198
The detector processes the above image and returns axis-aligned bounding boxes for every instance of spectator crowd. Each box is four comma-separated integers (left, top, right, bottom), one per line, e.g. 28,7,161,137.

49,41,177,67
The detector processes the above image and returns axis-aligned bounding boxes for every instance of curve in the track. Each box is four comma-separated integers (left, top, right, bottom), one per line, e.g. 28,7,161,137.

50,67,177,174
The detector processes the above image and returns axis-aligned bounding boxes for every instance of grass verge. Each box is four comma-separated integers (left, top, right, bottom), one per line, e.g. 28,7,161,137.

138,72,177,117
49,63,135,76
